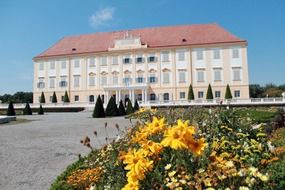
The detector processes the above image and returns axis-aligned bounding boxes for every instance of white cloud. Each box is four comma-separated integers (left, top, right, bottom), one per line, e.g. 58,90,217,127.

89,7,115,28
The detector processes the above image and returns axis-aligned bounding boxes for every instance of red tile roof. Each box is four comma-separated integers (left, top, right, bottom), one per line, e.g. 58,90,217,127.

34,23,246,59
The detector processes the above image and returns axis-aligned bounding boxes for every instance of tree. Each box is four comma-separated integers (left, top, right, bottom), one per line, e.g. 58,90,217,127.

93,95,105,118
225,84,233,99
118,100,126,116
249,84,264,98
52,91,57,103
7,101,16,116
134,99,140,111
23,103,32,115
126,99,134,115
63,91,70,103
40,92,46,103
38,105,44,115
105,96,119,117
187,84,195,100
206,84,214,100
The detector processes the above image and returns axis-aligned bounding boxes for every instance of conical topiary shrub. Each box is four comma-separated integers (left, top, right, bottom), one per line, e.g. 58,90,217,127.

206,84,214,100
40,92,46,103
38,105,44,115
187,84,195,100
134,99,140,111
105,96,119,117
225,84,233,99
93,95,105,118
126,99,134,115
7,101,16,116
52,91,57,103
118,100,126,116
63,91,70,103
23,103,32,115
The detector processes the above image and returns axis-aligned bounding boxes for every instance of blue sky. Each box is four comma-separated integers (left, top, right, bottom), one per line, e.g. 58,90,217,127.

0,0,284,95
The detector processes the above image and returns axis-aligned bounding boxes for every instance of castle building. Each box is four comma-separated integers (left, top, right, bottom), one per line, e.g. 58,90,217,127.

33,23,249,105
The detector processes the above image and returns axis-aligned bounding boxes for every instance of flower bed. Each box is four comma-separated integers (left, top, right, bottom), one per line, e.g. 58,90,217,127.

51,107,285,190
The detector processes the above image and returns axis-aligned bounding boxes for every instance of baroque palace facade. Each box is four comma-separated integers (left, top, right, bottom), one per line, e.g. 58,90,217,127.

33,23,249,104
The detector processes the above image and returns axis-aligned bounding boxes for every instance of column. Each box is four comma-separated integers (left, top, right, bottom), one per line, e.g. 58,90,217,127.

142,89,145,104
115,90,118,104
118,90,121,102
144,89,148,103
132,90,135,103
106,91,109,103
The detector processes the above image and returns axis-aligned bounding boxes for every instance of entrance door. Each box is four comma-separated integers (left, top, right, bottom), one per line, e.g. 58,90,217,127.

124,94,129,106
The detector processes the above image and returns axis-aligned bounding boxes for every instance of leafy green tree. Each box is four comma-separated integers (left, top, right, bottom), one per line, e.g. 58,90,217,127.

105,96,119,117
52,92,57,103
93,95,105,118
187,84,195,100
134,99,140,111
225,84,233,99
23,103,32,115
126,99,134,115
206,84,214,100
118,100,126,116
7,101,16,116
249,84,264,98
38,105,44,115
63,91,70,103
40,92,46,103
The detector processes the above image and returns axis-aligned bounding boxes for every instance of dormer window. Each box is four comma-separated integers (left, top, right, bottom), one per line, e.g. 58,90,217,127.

123,57,131,64
136,57,143,63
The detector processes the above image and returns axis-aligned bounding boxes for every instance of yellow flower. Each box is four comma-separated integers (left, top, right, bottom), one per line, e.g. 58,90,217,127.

123,149,153,180
187,138,207,155
161,125,188,150
168,170,176,177
141,140,163,156
122,181,139,190
165,164,172,170
239,186,249,190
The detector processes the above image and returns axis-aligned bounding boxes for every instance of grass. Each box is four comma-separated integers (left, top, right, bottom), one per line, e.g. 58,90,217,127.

235,107,279,123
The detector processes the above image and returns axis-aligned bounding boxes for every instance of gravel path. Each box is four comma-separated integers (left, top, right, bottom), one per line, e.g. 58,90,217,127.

0,112,133,190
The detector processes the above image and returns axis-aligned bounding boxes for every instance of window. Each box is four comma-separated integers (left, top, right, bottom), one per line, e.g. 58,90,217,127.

123,75,132,85
39,63,44,71
61,61,67,69
50,62,55,70
180,92,186,99
137,76,144,83
214,69,222,81
178,71,186,83
163,72,170,83
233,68,241,81
149,74,156,83
61,96,64,101
178,51,185,61
234,90,240,98
73,75,80,87
112,56,118,65
101,57,107,66
89,95,95,102
101,75,107,86
137,94,142,101
163,93,169,101
232,48,240,59
123,57,131,64
215,91,221,98
136,57,143,63
161,51,170,62
150,93,156,101
198,91,204,99
197,50,203,60
113,75,118,85
89,58,95,67
213,49,220,59
148,55,156,62
59,80,67,87
74,59,80,68
37,78,45,88
74,95,79,102
89,76,95,86
197,70,205,82
49,77,55,88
